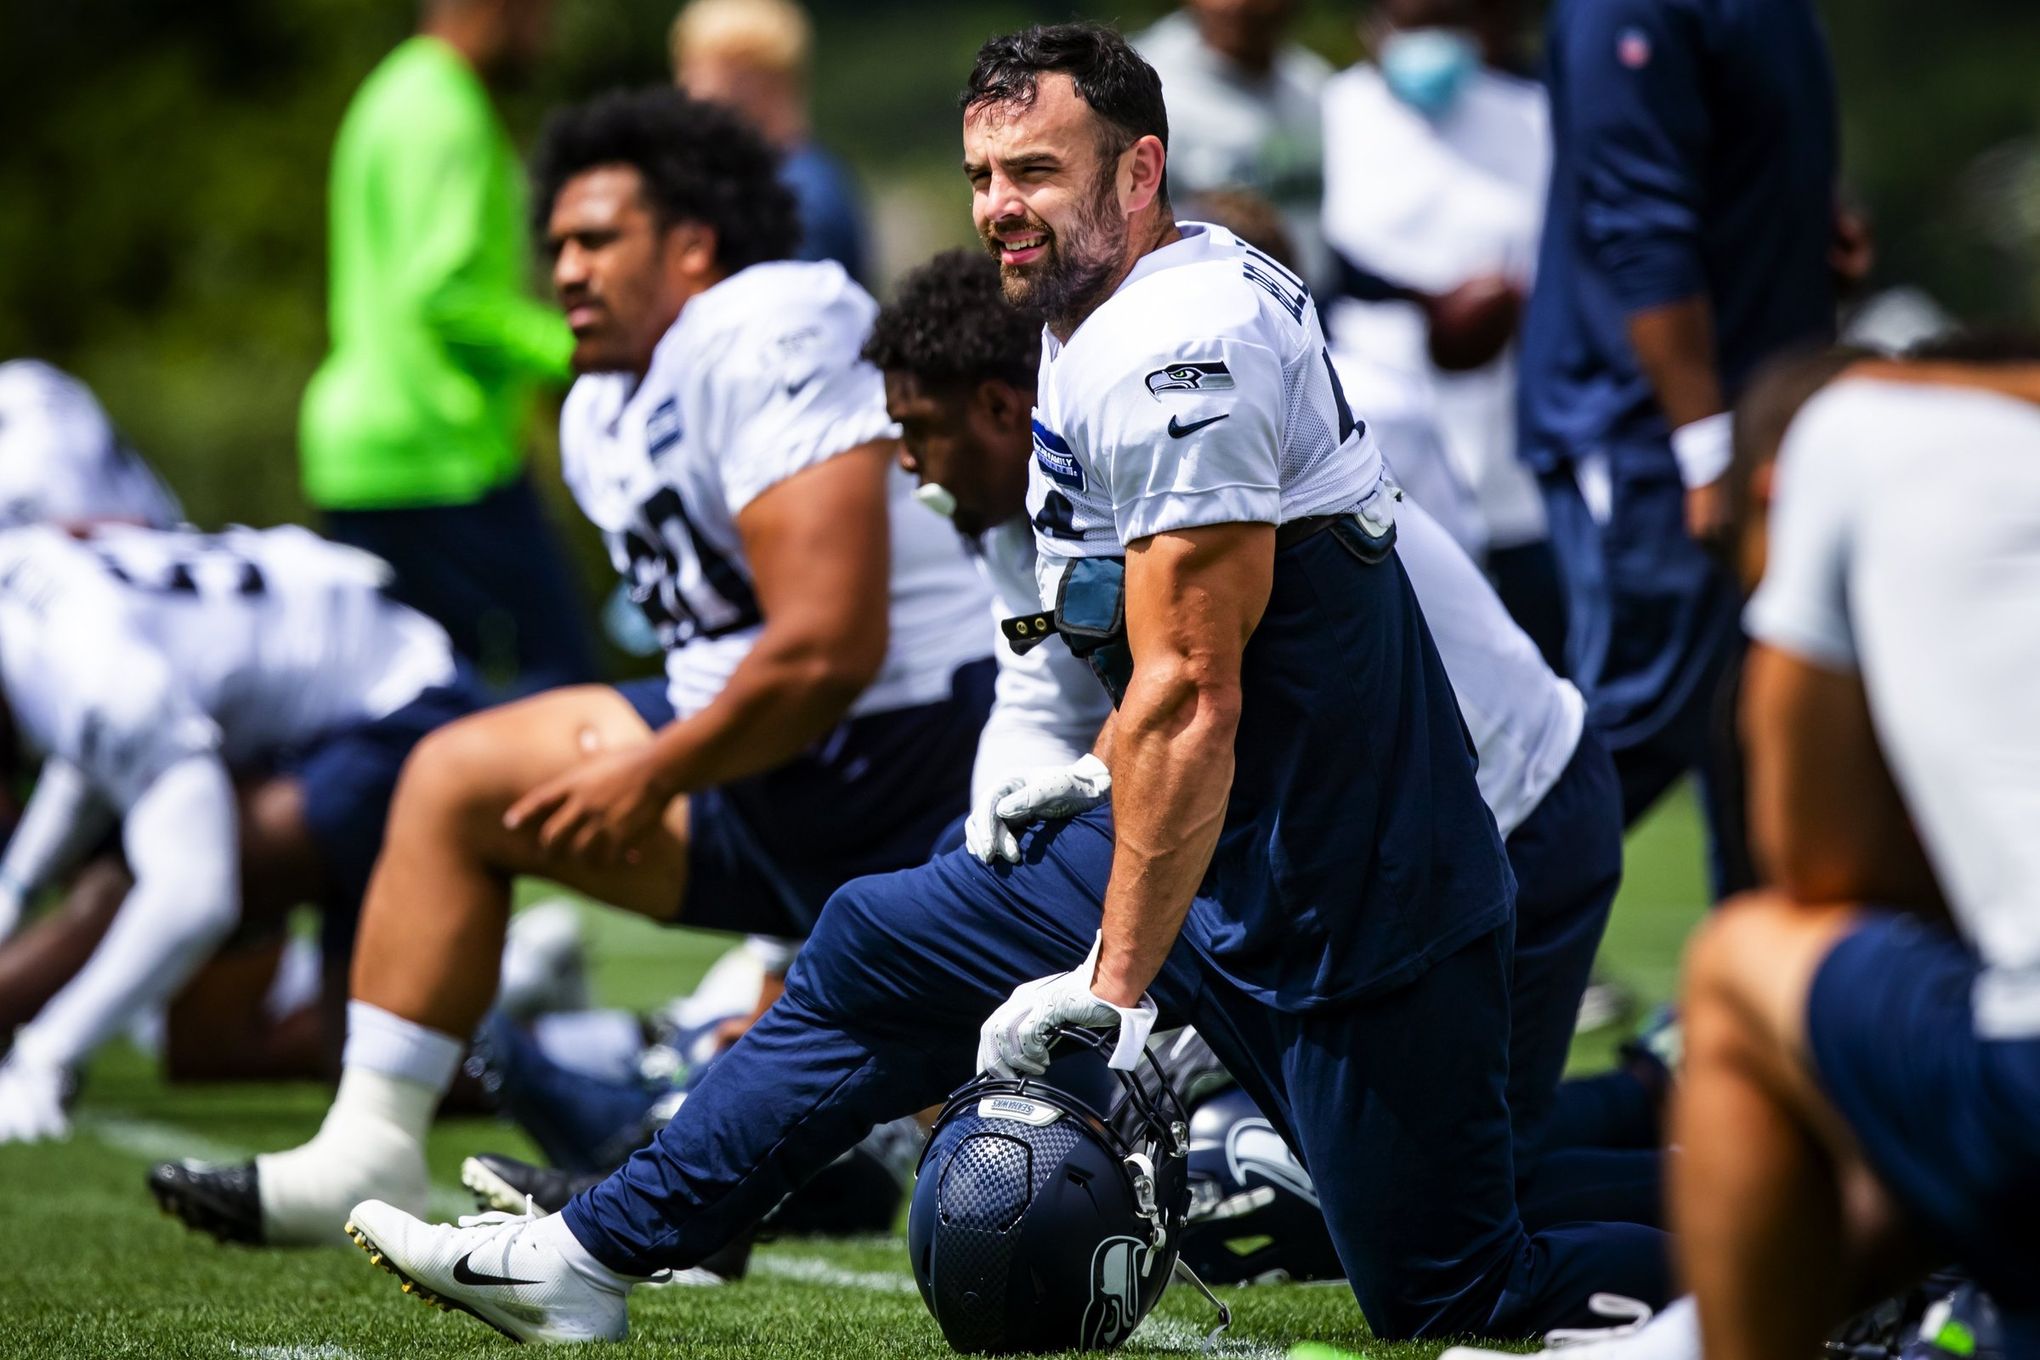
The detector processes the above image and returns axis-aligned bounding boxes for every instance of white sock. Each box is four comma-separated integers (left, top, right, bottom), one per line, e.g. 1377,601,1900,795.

529,1211,647,1291
341,1000,465,1091
255,1005,461,1245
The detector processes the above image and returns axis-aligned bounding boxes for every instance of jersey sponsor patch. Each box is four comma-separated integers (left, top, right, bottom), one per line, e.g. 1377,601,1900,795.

1032,418,1086,491
645,399,683,458
1144,361,1235,397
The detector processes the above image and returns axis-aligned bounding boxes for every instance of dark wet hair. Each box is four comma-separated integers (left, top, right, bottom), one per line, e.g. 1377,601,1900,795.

961,22,1170,201
531,86,799,273
863,249,1041,391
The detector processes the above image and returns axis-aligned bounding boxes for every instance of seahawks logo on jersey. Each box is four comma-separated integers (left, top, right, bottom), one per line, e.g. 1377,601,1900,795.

1145,361,1235,397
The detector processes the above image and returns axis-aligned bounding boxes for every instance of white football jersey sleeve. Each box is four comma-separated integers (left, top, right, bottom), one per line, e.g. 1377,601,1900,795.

1028,223,1388,592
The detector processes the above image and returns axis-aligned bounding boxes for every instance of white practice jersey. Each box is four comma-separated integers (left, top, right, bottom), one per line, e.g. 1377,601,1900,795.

1320,65,1548,551
0,361,184,530
1394,497,1583,836
970,516,1113,808
0,524,455,808
1029,222,1390,598
561,260,990,721
1745,378,2040,984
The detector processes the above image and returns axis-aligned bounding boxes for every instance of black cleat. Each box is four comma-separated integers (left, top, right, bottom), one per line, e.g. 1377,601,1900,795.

461,1153,601,1217
149,1160,265,1245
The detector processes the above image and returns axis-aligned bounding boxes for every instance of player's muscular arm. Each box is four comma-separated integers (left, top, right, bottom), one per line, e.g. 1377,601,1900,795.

506,444,892,863
1628,296,1732,538
1090,523,1272,1007
1742,643,1942,911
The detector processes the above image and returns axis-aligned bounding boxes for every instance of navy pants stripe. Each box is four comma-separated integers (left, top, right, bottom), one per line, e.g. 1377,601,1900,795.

563,812,1671,1340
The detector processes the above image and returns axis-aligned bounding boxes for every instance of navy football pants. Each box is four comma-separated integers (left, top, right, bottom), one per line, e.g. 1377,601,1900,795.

562,809,1670,1340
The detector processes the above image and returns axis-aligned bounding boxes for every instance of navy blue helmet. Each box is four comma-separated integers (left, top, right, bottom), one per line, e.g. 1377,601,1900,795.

908,1028,1219,1354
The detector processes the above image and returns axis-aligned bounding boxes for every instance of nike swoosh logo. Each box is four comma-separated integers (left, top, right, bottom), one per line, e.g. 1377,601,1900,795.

452,1251,544,1288
1167,413,1230,438
785,374,814,398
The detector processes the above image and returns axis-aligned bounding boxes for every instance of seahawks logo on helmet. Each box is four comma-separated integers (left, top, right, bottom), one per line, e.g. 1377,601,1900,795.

1145,361,1234,397
1080,1235,1149,1348
1225,1118,1320,1209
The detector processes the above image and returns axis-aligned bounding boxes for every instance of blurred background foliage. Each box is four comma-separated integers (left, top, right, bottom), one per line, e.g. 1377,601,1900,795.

2,0,2037,543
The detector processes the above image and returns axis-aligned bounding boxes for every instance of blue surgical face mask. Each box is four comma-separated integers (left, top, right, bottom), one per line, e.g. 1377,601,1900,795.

1379,27,1480,120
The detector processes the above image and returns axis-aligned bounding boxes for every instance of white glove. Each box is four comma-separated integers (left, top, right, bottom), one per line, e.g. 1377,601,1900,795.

965,754,1112,864
0,1052,71,1144
977,932,1157,1077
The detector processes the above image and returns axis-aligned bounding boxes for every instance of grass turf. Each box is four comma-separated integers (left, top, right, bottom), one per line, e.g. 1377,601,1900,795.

0,786,1708,1360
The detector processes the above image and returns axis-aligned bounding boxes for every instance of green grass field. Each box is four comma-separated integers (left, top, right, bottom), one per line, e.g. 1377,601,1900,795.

0,788,1708,1360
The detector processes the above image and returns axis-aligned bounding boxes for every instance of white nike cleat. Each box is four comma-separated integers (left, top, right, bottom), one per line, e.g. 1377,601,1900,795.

1439,1295,1700,1360
345,1199,635,1343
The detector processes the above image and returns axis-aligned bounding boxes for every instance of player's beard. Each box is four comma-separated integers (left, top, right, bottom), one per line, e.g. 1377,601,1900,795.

983,173,1124,334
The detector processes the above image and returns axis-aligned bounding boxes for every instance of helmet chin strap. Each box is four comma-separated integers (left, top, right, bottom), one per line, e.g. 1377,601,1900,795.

1171,1256,1234,1349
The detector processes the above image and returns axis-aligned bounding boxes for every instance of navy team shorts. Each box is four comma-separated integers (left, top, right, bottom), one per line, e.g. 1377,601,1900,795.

289,673,490,962
1807,912,2040,1341
616,657,994,940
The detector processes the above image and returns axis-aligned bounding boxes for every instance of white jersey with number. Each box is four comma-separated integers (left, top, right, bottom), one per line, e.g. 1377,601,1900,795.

0,524,455,806
1029,222,1391,598
0,361,184,530
561,260,990,721
970,516,1113,807
1746,377,2040,978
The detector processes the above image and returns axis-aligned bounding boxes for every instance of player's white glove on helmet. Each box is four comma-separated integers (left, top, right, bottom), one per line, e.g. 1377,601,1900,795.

977,932,1157,1077
964,754,1112,864
0,1052,71,1144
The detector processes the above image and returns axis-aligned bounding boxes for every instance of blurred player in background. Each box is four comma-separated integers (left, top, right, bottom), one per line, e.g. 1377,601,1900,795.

154,88,992,1248
1520,0,1840,895
0,361,183,530
302,0,596,694
1320,0,1564,668
1134,0,1332,290
670,0,870,284
1451,349,2040,1359
0,525,476,1142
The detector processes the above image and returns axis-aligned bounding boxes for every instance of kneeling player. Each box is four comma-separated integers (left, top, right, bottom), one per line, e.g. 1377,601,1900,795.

1450,348,2040,1360
0,523,478,1140
154,88,992,1246
871,247,1649,1229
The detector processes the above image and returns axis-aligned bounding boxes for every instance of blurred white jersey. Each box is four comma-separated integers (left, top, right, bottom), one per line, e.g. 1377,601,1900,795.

561,260,990,721
1320,65,1548,551
1029,222,1389,594
1746,379,2040,980
0,524,455,808
970,517,1113,808
0,361,183,530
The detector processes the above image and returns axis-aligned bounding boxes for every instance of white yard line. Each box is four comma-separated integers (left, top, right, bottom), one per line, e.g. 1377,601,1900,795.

231,1345,360,1360
748,1253,920,1295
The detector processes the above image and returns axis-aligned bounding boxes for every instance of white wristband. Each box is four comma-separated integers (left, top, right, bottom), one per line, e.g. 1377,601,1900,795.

1670,411,1734,489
